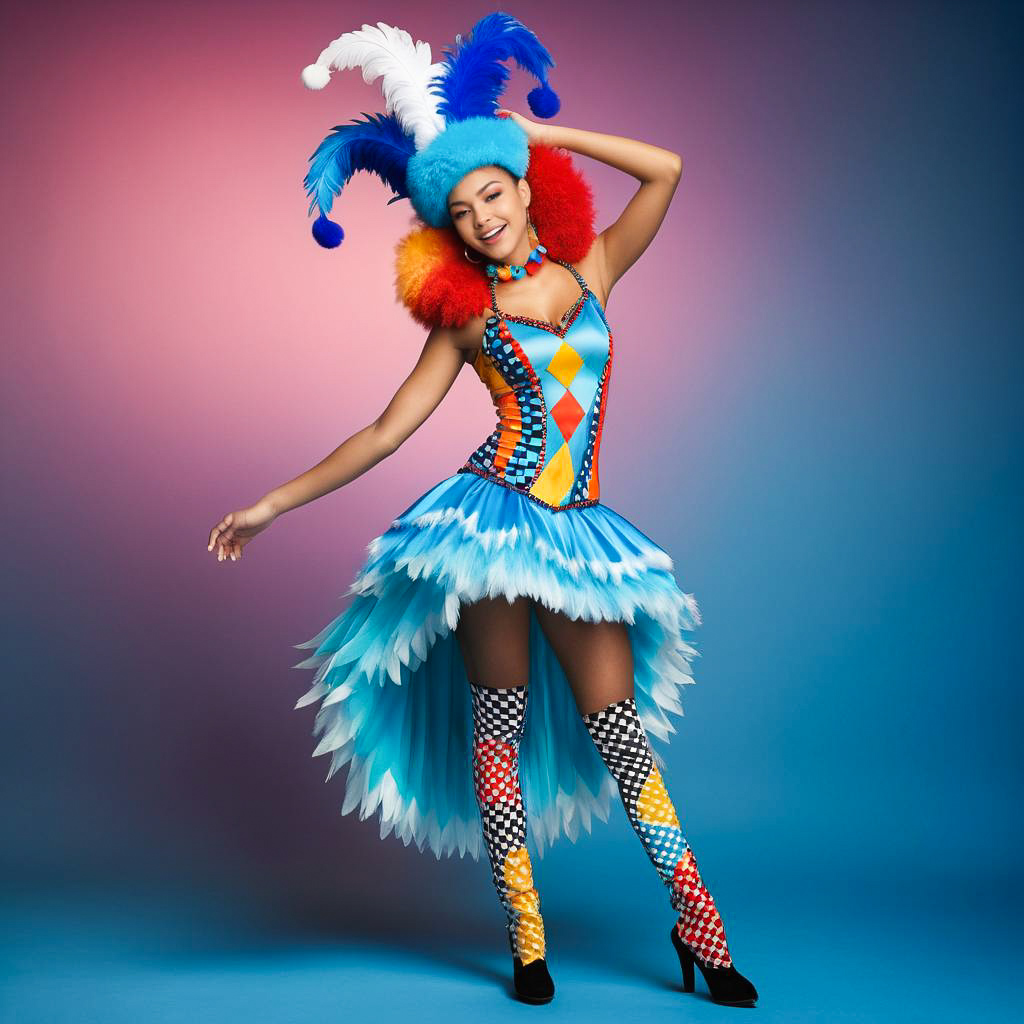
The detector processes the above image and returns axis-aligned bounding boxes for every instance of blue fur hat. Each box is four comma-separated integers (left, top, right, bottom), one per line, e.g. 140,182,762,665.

299,12,560,247
405,115,530,228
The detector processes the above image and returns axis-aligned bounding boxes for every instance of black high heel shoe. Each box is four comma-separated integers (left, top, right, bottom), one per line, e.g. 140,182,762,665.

512,955,555,1004
670,925,758,1007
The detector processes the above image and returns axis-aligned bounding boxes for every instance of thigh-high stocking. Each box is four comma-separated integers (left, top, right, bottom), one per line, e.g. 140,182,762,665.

458,597,546,965
468,681,546,964
533,602,734,969
582,696,733,967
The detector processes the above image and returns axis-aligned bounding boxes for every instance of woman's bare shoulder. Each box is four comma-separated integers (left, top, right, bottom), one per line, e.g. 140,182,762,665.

433,308,492,368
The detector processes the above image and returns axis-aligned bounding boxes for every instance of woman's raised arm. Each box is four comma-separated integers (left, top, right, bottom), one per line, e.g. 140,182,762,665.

206,323,472,561
501,111,683,300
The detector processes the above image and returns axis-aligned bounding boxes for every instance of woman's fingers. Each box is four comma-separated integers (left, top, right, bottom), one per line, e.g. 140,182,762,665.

217,535,241,562
209,512,259,561
208,512,235,552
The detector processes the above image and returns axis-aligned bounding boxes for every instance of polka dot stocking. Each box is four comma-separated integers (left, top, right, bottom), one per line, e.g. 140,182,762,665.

582,696,733,969
469,681,546,965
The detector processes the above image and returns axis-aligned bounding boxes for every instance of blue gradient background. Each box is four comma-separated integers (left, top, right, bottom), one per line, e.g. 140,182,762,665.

2,1,1020,1021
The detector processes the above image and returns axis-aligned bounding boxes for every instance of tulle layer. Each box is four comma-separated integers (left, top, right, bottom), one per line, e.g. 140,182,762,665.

293,471,700,860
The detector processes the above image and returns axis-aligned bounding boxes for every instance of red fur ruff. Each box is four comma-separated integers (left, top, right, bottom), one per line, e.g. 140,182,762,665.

393,144,597,330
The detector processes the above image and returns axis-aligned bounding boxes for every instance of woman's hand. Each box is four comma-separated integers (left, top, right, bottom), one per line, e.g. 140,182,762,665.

207,498,278,562
495,108,551,144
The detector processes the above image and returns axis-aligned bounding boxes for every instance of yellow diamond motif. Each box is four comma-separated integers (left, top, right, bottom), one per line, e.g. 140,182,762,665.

529,442,574,506
546,341,584,388
636,763,680,826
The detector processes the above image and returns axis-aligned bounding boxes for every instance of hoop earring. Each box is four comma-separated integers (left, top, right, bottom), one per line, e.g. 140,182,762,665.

463,245,483,264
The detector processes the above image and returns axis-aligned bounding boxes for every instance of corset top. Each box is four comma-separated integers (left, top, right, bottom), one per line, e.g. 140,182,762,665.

459,259,614,510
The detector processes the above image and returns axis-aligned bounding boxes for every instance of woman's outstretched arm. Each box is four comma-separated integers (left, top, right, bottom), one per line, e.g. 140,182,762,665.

207,323,472,561
266,325,470,514
500,111,682,298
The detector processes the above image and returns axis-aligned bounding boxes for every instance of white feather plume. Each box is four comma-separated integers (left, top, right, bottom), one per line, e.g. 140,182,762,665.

304,22,447,152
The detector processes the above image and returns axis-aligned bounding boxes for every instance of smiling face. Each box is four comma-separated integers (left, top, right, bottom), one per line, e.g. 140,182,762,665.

447,165,532,263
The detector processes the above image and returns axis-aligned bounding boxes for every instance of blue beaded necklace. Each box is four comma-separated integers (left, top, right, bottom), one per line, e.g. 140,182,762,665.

486,242,548,280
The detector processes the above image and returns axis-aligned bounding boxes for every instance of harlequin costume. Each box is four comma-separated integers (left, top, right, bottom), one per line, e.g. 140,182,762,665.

292,12,757,1007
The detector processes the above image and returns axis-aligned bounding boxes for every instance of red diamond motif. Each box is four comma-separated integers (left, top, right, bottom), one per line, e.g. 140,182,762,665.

551,389,584,441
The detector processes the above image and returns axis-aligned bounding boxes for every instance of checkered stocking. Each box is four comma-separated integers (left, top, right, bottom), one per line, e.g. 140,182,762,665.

582,697,733,969
469,681,546,965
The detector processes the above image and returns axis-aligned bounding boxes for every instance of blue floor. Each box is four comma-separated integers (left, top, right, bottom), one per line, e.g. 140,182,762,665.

2,867,1019,1024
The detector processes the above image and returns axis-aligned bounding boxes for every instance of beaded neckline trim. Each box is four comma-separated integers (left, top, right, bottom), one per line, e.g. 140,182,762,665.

487,258,590,338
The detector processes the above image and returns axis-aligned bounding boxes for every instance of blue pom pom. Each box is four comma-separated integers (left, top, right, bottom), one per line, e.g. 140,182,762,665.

312,214,344,248
527,83,560,119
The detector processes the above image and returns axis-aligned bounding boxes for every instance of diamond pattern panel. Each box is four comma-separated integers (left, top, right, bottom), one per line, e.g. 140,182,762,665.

462,260,613,509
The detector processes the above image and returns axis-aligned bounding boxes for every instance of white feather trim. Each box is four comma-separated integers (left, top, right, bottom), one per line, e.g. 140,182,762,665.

359,506,675,592
308,22,446,151
309,699,620,863
294,566,699,859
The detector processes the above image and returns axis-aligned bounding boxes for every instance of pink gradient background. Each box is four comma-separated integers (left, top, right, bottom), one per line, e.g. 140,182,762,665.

3,0,1018,925
5,1,768,880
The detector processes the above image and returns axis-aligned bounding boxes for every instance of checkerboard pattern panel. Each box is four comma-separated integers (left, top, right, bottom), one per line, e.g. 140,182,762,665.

469,681,546,965
464,321,545,490
583,697,734,969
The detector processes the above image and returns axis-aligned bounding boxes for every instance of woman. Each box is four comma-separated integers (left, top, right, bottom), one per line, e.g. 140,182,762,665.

206,14,757,1008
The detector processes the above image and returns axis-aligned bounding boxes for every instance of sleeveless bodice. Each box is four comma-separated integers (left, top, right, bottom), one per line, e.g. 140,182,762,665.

458,259,614,510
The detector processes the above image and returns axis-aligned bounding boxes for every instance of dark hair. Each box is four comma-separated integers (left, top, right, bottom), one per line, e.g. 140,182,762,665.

496,165,522,186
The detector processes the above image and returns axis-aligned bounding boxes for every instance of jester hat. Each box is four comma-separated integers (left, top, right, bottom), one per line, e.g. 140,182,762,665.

300,12,597,329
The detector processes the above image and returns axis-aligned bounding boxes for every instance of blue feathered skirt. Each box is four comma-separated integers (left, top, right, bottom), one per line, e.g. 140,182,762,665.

293,470,700,861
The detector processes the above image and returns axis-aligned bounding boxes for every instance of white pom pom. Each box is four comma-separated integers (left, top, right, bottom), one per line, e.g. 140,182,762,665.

301,63,331,90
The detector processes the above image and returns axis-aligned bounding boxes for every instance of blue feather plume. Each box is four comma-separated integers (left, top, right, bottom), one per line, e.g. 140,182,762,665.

429,12,556,123
304,111,417,219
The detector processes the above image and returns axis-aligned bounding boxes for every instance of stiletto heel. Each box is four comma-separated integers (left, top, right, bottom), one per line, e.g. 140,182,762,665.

670,924,758,1007
677,930,695,992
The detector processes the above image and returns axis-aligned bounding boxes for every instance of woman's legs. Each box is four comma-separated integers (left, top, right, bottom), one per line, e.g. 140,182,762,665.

456,595,546,965
532,602,734,968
